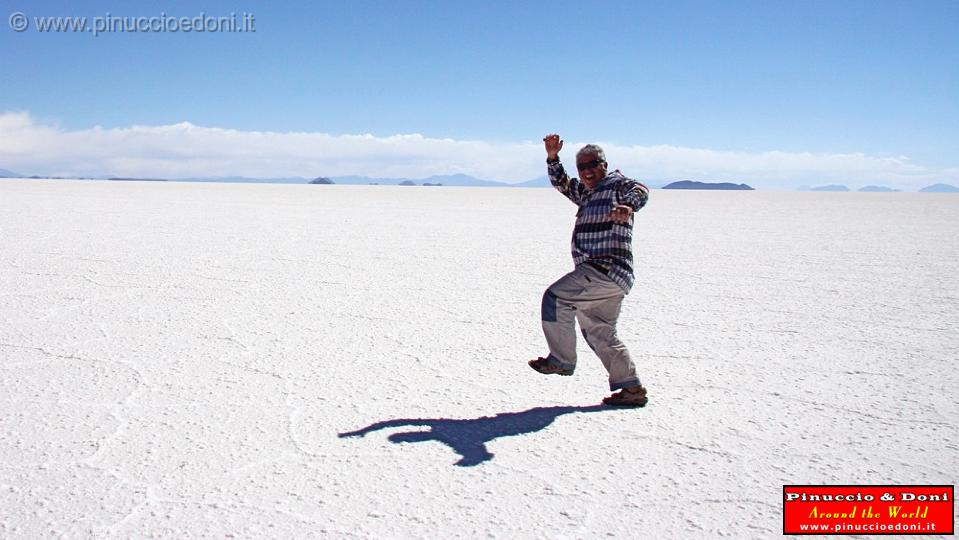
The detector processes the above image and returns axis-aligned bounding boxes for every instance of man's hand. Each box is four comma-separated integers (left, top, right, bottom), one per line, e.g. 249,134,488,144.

543,133,563,160
608,204,633,224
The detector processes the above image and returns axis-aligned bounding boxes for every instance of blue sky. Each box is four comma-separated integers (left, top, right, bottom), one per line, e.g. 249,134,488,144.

1,0,957,188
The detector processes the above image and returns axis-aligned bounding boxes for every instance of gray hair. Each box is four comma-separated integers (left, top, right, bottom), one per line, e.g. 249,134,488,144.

576,144,606,162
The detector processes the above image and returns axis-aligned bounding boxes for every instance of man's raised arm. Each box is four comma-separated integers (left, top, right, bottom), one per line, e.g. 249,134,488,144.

543,133,585,204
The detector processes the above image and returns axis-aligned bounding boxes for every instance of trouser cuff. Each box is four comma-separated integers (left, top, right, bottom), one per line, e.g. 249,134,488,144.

610,378,641,391
546,354,576,371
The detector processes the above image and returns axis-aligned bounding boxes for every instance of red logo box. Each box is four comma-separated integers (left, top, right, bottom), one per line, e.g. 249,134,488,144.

783,485,954,535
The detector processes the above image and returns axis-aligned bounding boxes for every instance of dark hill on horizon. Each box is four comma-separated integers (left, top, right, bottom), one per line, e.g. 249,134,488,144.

859,186,901,192
919,183,959,193
662,181,753,190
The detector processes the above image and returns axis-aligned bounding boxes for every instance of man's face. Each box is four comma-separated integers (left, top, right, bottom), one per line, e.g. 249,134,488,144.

576,152,608,189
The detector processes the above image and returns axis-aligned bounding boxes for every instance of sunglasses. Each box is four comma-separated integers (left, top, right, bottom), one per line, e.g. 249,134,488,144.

576,159,605,171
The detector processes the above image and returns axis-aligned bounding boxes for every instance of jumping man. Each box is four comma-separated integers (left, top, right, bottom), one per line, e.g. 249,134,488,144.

529,134,650,407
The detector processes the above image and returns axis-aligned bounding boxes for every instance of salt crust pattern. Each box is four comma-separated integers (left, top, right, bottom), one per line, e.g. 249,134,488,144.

1,180,956,538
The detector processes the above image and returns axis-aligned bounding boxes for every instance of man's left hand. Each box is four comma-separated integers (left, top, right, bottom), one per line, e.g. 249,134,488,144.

608,204,633,224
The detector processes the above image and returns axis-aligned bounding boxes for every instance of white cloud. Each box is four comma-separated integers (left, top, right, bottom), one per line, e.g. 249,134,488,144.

0,111,956,190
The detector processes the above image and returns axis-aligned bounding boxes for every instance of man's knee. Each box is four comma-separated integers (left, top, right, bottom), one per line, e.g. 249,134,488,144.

581,324,624,351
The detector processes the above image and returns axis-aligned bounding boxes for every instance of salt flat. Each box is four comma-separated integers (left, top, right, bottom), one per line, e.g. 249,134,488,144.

1,179,957,538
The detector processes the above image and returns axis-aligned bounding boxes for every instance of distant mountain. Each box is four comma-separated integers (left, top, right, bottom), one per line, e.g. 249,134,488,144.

310,177,334,184
421,174,504,187
859,185,900,192
328,174,490,187
662,181,754,190
0,168,24,178
919,183,959,193
811,184,850,192
331,174,525,187
514,176,551,188
183,176,310,184
108,177,168,182
20,175,106,180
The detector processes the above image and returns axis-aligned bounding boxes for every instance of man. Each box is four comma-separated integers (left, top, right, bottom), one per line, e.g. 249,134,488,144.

528,134,650,407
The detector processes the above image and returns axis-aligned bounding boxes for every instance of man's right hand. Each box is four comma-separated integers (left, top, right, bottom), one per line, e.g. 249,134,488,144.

543,134,563,160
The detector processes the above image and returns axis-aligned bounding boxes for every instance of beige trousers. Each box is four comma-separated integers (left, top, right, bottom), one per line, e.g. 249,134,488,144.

541,264,641,391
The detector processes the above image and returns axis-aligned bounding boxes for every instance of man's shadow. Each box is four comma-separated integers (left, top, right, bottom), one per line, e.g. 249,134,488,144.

339,405,609,466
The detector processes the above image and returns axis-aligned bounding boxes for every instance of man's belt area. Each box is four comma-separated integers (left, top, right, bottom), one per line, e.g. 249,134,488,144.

586,260,611,275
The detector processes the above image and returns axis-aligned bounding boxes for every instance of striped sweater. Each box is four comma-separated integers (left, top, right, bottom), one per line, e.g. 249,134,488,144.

547,160,649,292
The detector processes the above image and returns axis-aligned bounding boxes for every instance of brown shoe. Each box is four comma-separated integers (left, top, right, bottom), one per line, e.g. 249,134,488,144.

528,357,574,376
602,386,648,407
